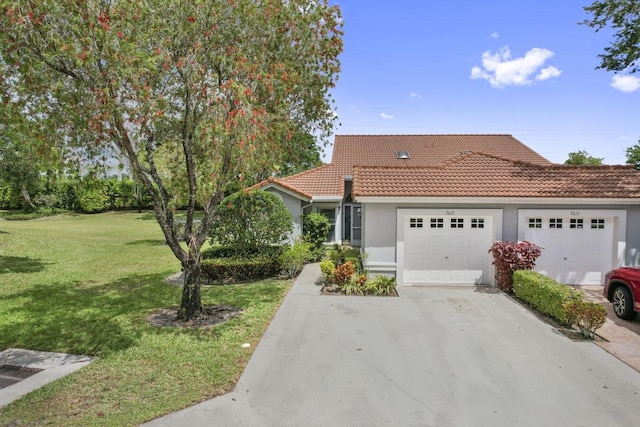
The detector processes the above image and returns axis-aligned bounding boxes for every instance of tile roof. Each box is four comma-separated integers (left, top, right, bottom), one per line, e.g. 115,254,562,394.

264,134,553,198
352,152,640,199
332,134,552,167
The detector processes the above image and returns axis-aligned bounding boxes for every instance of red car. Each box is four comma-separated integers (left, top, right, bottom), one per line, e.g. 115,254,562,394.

604,267,640,320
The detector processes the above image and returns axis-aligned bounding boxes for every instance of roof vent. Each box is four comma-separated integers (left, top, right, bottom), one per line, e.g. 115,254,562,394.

396,150,410,159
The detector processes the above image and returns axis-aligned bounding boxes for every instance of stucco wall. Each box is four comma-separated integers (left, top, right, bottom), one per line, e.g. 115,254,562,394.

361,201,640,280
264,189,304,242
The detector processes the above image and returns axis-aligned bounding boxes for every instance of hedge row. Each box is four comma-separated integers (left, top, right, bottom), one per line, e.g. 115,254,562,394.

201,257,281,283
513,270,606,338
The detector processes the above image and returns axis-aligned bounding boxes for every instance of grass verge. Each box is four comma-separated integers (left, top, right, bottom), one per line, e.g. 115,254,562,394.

0,212,291,426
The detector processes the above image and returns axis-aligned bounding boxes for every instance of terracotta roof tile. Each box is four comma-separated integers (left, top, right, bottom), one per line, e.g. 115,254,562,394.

352,152,640,199
275,134,552,198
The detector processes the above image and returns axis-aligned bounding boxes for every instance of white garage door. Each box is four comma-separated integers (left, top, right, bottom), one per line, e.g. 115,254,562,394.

403,215,493,285
523,214,614,285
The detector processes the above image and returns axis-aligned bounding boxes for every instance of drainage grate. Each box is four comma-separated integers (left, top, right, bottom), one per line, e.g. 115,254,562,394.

0,364,44,389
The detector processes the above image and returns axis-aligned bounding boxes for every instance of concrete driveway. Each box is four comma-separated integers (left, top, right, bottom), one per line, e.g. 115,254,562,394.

145,264,640,427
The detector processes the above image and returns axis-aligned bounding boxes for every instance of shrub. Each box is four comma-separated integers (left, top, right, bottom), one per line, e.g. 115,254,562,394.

342,274,367,295
513,270,582,325
330,260,355,286
327,243,360,267
34,193,61,213
279,240,313,278
489,241,542,292
202,245,284,260
363,275,397,296
564,300,607,339
303,212,331,259
210,190,293,255
200,256,280,284
319,259,335,283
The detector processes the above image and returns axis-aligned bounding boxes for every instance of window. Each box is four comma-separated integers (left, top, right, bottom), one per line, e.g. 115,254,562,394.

471,218,485,229
451,218,464,229
570,218,583,229
409,218,423,228
430,218,444,228
591,219,605,229
528,218,542,229
549,218,563,229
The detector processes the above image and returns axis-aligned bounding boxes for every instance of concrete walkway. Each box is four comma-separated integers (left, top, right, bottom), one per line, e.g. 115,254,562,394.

0,348,94,407
145,264,640,427
576,285,640,372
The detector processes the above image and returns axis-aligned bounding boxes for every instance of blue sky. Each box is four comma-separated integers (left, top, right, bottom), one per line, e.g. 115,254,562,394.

324,0,639,165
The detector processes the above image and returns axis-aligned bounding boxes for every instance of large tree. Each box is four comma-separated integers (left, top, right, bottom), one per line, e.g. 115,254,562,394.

0,0,342,320
564,150,604,165
583,0,640,73
625,140,640,168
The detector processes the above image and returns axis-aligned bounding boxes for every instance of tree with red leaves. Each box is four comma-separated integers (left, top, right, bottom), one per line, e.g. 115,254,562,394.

0,0,342,320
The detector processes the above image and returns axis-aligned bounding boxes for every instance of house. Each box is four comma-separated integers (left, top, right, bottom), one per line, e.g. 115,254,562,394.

254,134,640,286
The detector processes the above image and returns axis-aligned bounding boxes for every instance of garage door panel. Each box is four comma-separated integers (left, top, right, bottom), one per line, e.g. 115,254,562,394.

403,214,493,285
523,215,614,285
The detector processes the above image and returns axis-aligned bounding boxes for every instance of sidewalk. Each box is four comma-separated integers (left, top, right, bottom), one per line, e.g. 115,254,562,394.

0,348,94,407
576,285,640,372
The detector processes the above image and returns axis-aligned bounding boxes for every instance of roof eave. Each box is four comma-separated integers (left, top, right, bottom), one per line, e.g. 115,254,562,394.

353,196,640,205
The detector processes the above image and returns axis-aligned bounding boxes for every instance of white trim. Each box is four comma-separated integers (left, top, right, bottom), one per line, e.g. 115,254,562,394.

355,196,640,205
312,195,342,202
261,183,310,202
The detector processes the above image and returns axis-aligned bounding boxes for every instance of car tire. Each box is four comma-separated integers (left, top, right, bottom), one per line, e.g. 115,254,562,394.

612,286,637,320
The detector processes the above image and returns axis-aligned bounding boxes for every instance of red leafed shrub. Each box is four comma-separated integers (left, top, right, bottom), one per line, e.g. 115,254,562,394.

330,261,355,287
489,241,543,292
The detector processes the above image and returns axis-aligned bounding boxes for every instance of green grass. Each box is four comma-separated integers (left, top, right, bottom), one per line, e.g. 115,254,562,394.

0,212,291,426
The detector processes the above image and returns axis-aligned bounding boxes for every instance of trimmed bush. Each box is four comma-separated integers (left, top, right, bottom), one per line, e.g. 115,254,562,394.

201,256,280,284
564,300,607,339
513,270,582,325
319,259,335,283
279,240,313,278
202,245,284,260
210,190,293,255
489,241,542,292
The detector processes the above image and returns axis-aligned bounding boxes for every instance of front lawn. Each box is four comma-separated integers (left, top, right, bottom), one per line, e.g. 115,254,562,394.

0,212,291,426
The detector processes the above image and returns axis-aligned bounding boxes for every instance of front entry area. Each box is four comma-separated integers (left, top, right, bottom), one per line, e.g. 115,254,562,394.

397,209,503,285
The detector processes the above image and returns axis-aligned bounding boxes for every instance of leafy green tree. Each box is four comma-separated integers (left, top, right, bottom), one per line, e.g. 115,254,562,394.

564,150,604,165
0,134,40,210
583,1,640,73
625,141,640,168
211,190,293,255
0,1,342,320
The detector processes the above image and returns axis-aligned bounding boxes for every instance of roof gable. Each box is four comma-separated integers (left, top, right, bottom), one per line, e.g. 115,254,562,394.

269,134,554,199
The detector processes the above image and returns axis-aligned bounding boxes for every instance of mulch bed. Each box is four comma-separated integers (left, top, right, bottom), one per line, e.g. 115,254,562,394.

146,305,242,328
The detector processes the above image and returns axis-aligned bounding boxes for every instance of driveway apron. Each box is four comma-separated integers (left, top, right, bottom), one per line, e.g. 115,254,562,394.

145,264,640,427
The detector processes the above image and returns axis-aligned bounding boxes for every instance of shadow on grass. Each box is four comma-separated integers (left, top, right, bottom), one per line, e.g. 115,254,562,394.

125,239,167,246
0,272,180,356
136,212,157,221
0,256,50,274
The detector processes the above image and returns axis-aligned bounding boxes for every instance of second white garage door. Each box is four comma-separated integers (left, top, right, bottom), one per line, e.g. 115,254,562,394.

519,209,626,285
401,211,497,285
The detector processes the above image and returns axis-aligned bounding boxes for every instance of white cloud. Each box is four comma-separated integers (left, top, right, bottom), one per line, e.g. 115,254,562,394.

409,92,423,100
536,66,562,81
470,46,561,88
610,75,640,93
380,112,394,119
490,32,499,39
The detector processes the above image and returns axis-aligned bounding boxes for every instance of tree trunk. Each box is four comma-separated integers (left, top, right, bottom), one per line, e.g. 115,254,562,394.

20,187,37,211
176,255,203,321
